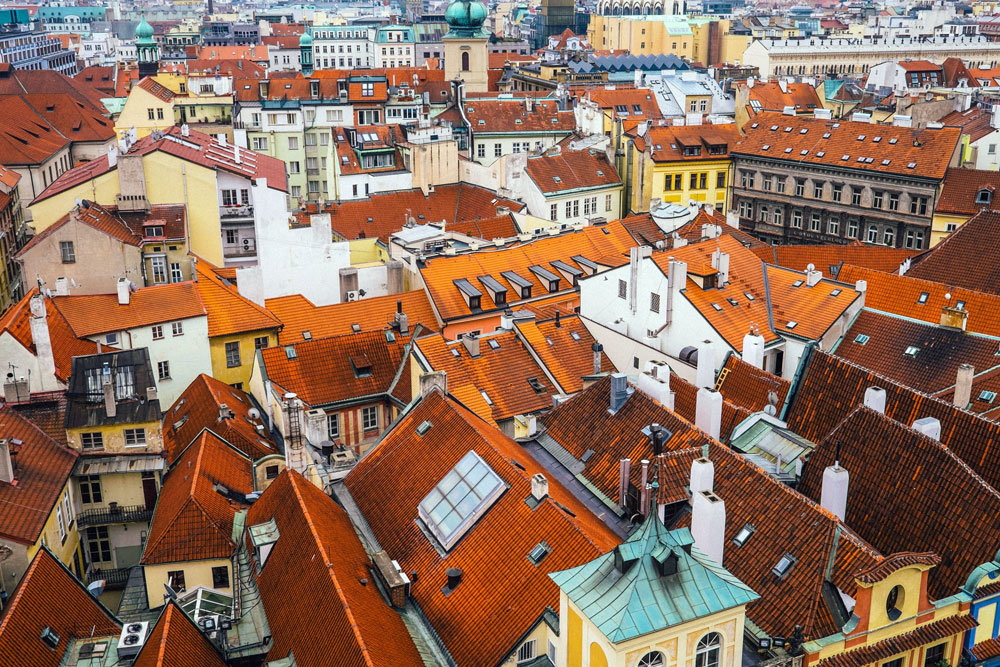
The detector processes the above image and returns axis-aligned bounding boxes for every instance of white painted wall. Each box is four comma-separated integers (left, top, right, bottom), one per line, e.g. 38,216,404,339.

0,332,65,393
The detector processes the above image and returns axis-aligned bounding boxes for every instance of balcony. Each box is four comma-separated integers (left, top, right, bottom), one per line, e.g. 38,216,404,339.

219,204,254,219
77,504,154,528
87,565,132,589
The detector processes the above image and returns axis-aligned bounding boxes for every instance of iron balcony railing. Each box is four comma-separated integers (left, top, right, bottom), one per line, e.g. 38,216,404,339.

77,504,154,528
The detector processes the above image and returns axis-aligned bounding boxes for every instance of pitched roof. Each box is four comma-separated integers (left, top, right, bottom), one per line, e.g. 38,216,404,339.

193,261,280,337
35,125,288,203
524,147,621,194
185,59,266,79
754,241,915,277
16,201,142,257
136,76,175,103
132,601,226,667
675,209,769,248
0,549,120,666
906,210,1000,294
0,68,107,111
344,391,620,667
0,95,71,166
734,112,960,181
419,221,636,322
817,614,977,667
51,282,206,337
514,314,614,394
0,289,97,383
141,430,254,565
20,92,114,144
163,374,277,464
937,168,1000,216
644,123,742,162
716,354,791,413
247,471,424,666
746,81,823,112
259,330,411,408
940,107,996,143
0,407,78,545
460,98,576,133
583,86,662,119
266,290,438,345
197,45,269,61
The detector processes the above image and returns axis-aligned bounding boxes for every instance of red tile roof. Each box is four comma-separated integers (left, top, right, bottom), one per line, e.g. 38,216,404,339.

248,470,424,666
973,637,1000,661
162,374,277,464
266,290,438,345
0,549,121,666
259,330,411,408
141,431,254,565
853,552,940,585
643,123,742,163
582,86,662,119
716,354,790,413
461,98,576,134
735,112,960,181
940,107,995,142
193,260,280,337
0,68,108,111
514,314,614,393
907,210,1000,294
16,201,142,257
525,147,621,194
0,406,78,545
937,168,1000,216
0,95,71,166
345,391,620,667
132,601,226,667
51,281,206,337
136,76,175,102
35,125,288,203
754,241,916,276
185,59,265,79
446,212,520,240
746,81,823,112
817,614,977,667
0,289,98,383
197,45,269,62
21,92,114,144
488,52,537,68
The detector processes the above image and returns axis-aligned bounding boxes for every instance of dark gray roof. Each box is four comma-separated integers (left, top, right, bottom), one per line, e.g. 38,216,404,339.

65,349,161,430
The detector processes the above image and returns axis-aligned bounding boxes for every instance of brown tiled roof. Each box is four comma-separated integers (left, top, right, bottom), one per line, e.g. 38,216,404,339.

415,330,558,422
644,124,742,163
716,354,791,413
461,98,576,133
197,45,269,61
267,290,438,345
940,107,995,143
0,549,120,666
248,471,424,667
936,168,1000,216
162,374,277,464
907,210,1000,294
0,68,107,111
816,614,977,667
344,391,620,667
259,330,411,408
446,212,520,240
835,309,1000,393
670,371,753,442
0,407,78,545
0,96,71,166
673,209,769,249
141,431,253,565
16,202,142,257
734,112,960,181
21,93,114,144
11,392,69,444
760,241,915,277
51,282,206,337
522,294,580,320
193,260,281,337
185,59,265,79
514,314,614,393
0,289,98,383
525,147,621,194
799,406,1000,601
132,601,226,667
136,76,175,102
973,637,1000,661
746,81,823,112
853,552,941,585
583,86,662,118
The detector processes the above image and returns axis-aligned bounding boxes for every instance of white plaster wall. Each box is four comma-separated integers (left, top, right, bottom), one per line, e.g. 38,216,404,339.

0,332,65,393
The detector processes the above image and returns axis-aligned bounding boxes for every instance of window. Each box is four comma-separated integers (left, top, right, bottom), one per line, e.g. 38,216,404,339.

873,191,884,208
212,566,230,589
639,651,666,667
255,336,268,350
738,200,752,219
813,182,824,199
650,292,660,313
494,143,502,157
157,360,170,380
56,506,66,542
977,189,992,205
888,193,899,211
418,450,505,551
733,523,755,546
867,226,879,243
60,241,75,263
225,341,241,368
81,432,103,450
717,171,727,189
924,644,946,667
87,526,111,563
147,108,155,120
848,219,859,238
618,279,627,299
810,213,822,231
910,196,928,216
79,475,102,504
362,406,378,430
828,217,840,236
124,428,146,446
884,228,895,246
851,187,862,206
287,136,299,150
606,193,613,211
172,322,183,336
517,640,537,663
170,263,182,283
251,137,268,151
886,584,904,620
62,490,72,529
151,256,167,284
167,570,186,592
265,464,280,479
772,208,783,225
773,553,797,577
740,171,755,189
157,108,164,120
762,175,773,192
831,184,842,202
326,413,341,439
791,210,803,228
795,179,805,197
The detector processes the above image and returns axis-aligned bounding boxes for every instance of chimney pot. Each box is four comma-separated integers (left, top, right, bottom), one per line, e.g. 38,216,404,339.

863,386,886,414
690,453,715,494
741,330,765,369
696,340,715,389
461,333,480,358
609,373,632,413
691,490,726,565
445,567,462,590
617,458,632,510
531,473,548,501
117,278,131,306
820,462,849,520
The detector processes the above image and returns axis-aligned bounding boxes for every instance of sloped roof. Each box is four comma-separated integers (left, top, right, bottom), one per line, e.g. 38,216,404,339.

937,168,1000,216
17,201,142,257
0,95,71,166
940,107,995,142
136,76,175,102
747,81,823,112
163,374,277,464
193,261,281,337
644,124,742,162
515,314,614,394
716,354,791,413
525,147,621,194
20,93,114,144
0,68,107,110
817,614,976,667
460,98,576,133
141,431,253,565
247,470,425,666
132,601,226,667
0,289,97,383
583,86,662,118
755,241,915,277
344,391,619,667
907,210,1000,294
51,282,206,337
0,549,120,666
0,407,78,545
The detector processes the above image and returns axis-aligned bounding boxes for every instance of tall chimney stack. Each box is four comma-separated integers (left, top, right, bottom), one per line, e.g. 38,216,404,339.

692,490,726,565
954,363,974,409
695,388,723,440
592,342,603,375
0,440,13,484
820,448,849,521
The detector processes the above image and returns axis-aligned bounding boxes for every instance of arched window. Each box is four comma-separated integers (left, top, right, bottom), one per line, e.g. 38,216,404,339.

461,51,470,71
638,652,665,667
696,633,723,667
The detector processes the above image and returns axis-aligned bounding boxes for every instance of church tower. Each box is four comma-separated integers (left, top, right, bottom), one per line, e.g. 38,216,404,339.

443,0,489,94
135,15,159,79
299,29,314,76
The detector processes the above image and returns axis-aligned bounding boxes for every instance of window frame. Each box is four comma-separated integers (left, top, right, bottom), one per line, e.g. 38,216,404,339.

361,405,378,431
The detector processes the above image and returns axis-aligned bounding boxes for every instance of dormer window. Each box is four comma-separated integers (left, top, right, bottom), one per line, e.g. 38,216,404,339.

248,518,279,572
350,353,373,377
502,271,532,298
454,278,483,311
478,275,508,306
528,265,561,292
977,188,993,205
144,226,164,238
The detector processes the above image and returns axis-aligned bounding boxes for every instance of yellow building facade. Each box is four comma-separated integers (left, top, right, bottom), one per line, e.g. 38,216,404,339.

115,81,176,140
144,557,234,610
28,483,84,579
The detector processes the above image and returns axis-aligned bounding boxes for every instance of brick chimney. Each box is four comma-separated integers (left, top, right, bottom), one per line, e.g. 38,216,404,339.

461,332,480,357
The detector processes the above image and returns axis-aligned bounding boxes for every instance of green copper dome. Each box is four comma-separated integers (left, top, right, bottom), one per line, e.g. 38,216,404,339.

135,15,155,43
445,0,488,38
299,30,313,47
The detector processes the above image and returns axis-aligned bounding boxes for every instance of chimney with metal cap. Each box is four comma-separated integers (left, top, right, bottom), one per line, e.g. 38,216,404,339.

690,444,714,494
692,489,726,565
609,373,631,413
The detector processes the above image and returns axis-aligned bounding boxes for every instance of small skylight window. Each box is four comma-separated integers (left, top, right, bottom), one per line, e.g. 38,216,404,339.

751,122,759,129
351,323,361,333
907,162,917,169
800,149,809,155
732,523,755,546
553,176,561,182
545,337,553,346
784,147,793,153
416,420,433,436
528,541,551,565
762,144,770,151
711,302,723,311
784,127,792,132
832,123,840,128
451,348,461,357
856,156,866,162
979,390,997,404
770,125,778,131
481,390,493,406
816,151,825,157
284,346,297,359
570,331,581,341
302,330,312,340
854,334,870,345
418,450,505,551
726,297,739,307
597,170,604,176
477,119,485,125
857,134,866,141
917,292,929,304
957,301,967,310
773,554,797,578
822,132,831,139
841,154,850,161
786,321,798,329
488,339,501,350
873,136,882,143
882,159,891,165
889,138,898,144
792,280,804,288
830,289,842,297
904,345,920,357
744,292,755,301
385,330,396,343
799,128,808,134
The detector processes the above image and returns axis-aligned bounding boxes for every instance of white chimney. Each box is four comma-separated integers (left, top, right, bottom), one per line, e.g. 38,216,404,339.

28,295,56,384
531,473,548,501
690,450,714,494
692,490,726,565
954,363,974,408
778,78,788,93
0,440,12,484
181,123,190,136
696,340,715,389
820,462,849,520
54,277,69,296
741,330,765,369
863,386,886,413
234,143,241,164
912,416,941,441
805,263,822,287
117,278,131,305
636,362,673,410
855,280,867,293
695,388,723,441
618,458,631,509
711,249,730,284
108,144,118,168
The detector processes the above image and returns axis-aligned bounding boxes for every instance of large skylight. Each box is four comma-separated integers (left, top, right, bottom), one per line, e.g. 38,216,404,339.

418,451,505,551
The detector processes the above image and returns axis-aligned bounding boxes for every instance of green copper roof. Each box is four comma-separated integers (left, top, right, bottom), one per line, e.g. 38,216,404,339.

550,516,759,643
135,14,155,43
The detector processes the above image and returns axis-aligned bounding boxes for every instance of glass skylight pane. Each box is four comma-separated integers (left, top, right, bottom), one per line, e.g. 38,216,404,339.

418,450,506,551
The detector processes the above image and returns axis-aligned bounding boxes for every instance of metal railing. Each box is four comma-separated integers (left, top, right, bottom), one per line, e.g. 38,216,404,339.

77,504,154,528
219,204,254,219
87,565,131,588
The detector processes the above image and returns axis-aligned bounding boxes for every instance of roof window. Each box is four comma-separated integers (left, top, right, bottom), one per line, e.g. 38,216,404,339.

284,346,297,359
873,136,882,143
799,128,808,134
528,377,546,393
882,159,891,165
792,280,804,288
822,132,831,139
762,144,770,151
889,138,898,144
857,134,866,141
350,354,373,377
979,390,997,404
528,541,551,565
784,147,793,153
800,149,808,155
904,346,920,357
770,125,778,131
351,323,361,333
772,553,797,578
418,450,505,552
570,331,581,341
417,420,433,436
481,390,493,406
918,292,929,304
907,162,917,169
751,123,759,129
488,339,501,350
816,151,825,157
830,289,842,297
841,155,850,161
744,292,755,301
786,321,798,329
854,334,870,345
784,127,792,132
977,189,993,205
302,330,312,340
711,302,723,311
732,523,755,547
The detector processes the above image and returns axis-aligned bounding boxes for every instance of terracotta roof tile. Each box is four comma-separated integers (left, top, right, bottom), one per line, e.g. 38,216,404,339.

817,615,976,667
446,212,520,240
51,282,206,337
141,431,253,565
193,261,280,337
197,45,269,61
132,602,226,667
515,314,614,393
672,209,769,249
185,59,265,79
644,124,742,162
259,330,411,408
522,294,580,319
0,407,77,545
973,637,1000,661
747,81,823,112
853,552,941,585
266,290,437,345
136,76,175,102
162,374,277,464
344,391,620,667
16,202,142,257
525,147,621,194
735,112,960,181
0,289,97,383
247,471,424,666
937,168,1000,216
462,98,575,133
0,96,71,166
10,392,69,444
941,107,995,142
764,241,915,276
21,92,114,144
0,69,107,112
0,549,121,666
583,86,662,119
907,210,1000,294
717,354,791,413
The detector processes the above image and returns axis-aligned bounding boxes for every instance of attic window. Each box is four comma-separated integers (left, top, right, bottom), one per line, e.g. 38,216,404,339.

284,346,297,359
854,334,870,345
816,151,826,157
822,132,831,139
772,553,797,578
770,125,778,131
830,289,842,297
957,301,966,310
711,302,723,311
882,159,891,165
841,155,850,161
40,627,60,650
907,162,917,169
762,144,770,151
800,149,808,155
799,128,808,134
977,189,993,205
786,321,798,329
732,523,755,546
873,136,882,143
351,323,361,333
302,331,312,340
726,297,739,307
488,339,501,350
481,390,493,406
917,292,929,304
527,377,546,393
792,280,804,288
744,292,755,301
889,138,898,144
904,346,920,357
419,451,505,552
751,123,759,129
784,127,792,133
454,278,483,310
979,390,997,404
417,420,433,436
350,354,373,377
570,331,581,341
857,134,866,141
528,541,551,565
784,147,793,153
553,176,561,183
451,348,461,358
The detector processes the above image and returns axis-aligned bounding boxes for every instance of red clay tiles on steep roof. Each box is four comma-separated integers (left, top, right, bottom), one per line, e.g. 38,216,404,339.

757,241,916,276
141,430,253,565
973,637,1000,661
940,107,995,143
51,282,206,337
197,45,269,61
193,260,280,338
853,552,941,585
747,81,823,112
583,86,662,118
0,69,107,111
644,124,742,162
907,210,1000,294
132,601,226,667
16,202,142,257
0,289,97,383
716,354,791,413
21,93,114,143
266,290,438,345
345,391,620,667
162,374,277,464
0,96,71,166
0,549,120,666
248,470,424,667
136,76,175,102
462,98,575,133
515,314,614,394
817,614,976,667
937,168,1000,216
525,147,621,194
186,59,265,79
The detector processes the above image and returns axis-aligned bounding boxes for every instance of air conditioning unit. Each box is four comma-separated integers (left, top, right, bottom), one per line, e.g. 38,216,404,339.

117,621,149,661
346,290,360,301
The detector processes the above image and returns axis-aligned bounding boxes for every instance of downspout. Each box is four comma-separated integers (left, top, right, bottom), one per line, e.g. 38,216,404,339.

453,81,473,159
